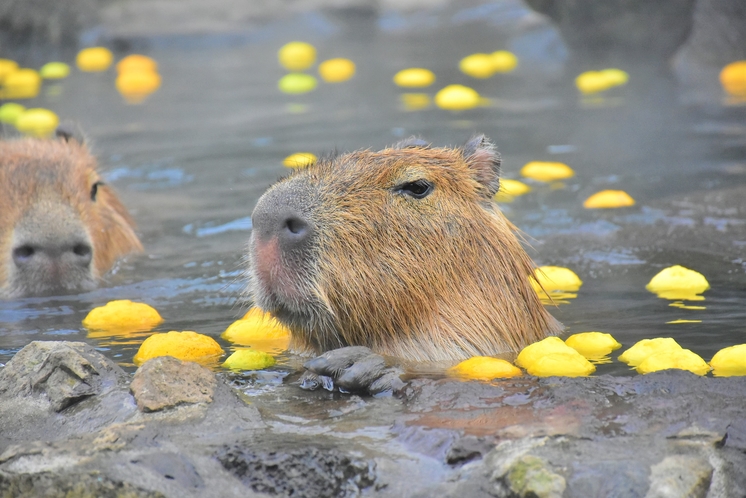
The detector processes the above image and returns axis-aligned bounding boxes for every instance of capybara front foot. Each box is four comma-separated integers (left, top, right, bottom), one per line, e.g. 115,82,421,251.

300,346,405,396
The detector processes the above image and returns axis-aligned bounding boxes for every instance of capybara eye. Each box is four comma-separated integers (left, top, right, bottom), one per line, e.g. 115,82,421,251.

90,181,105,201
396,180,433,199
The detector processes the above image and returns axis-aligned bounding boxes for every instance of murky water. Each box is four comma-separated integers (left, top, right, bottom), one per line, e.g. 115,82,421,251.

2,4,746,380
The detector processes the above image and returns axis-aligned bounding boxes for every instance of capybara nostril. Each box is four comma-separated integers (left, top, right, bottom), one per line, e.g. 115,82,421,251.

12,245,35,265
71,242,93,266
283,215,309,237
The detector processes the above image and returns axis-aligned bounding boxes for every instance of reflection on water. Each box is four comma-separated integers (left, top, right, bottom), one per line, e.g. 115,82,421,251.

1,3,746,380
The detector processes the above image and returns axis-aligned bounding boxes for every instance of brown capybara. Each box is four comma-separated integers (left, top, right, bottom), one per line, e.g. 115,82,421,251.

248,135,562,362
0,129,143,298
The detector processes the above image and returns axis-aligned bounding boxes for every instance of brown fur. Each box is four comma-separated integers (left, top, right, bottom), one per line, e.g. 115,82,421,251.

0,137,143,298
248,137,562,361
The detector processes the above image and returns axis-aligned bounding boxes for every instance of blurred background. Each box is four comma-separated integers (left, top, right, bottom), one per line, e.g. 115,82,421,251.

0,0,745,375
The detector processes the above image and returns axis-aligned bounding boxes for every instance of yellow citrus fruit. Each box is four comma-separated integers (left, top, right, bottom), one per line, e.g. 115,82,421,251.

116,54,158,74
76,47,113,72
565,332,621,359
0,59,19,81
278,41,316,71
448,356,522,380
494,178,532,202
646,265,710,301
39,62,70,79
14,108,59,137
491,51,518,73
526,352,596,377
520,161,575,182
1,69,41,99
516,336,578,369
434,84,481,111
710,344,746,377
719,61,746,96
318,58,356,83
278,73,318,94
223,349,276,371
116,70,161,103
600,68,629,86
583,190,635,208
575,68,629,94
531,266,582,293
133,331,223,366
618,337,682,367
221,308,291,354
83,300,164,332
282,152,317,168
0,103,26,124
459,53,495,79
393,68,436,88
636,349,710,375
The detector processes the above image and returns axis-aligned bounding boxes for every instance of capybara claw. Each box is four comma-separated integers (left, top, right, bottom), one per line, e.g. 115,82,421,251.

303,346,405,396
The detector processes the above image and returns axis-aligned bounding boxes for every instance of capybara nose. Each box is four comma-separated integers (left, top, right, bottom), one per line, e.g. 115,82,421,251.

12,239,93,269
252,181,315,254
252,204,313,253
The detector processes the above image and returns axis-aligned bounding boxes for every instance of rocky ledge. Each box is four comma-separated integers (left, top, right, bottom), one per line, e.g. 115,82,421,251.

0,341,744,497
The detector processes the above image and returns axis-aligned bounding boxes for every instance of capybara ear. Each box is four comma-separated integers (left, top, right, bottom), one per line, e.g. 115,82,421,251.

55,122,85,144
393,137,430,149
462,134,501,198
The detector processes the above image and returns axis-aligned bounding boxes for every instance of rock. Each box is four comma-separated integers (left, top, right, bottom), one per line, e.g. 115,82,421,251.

0,340,127,412
130,356,217,412
0,471,166,498
646,455,712,498
721,419,746,452
445,435,495,465
215,437,376,498
523,0,697,64
493,454,566,498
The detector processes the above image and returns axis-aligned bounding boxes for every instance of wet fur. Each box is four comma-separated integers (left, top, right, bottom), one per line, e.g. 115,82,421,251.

249,139,562,361
0,137,143,297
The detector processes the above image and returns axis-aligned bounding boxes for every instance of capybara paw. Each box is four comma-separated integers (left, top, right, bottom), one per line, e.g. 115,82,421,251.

302,346,405,396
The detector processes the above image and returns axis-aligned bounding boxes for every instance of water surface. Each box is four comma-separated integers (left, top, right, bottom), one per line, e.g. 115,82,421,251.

2,4,745,378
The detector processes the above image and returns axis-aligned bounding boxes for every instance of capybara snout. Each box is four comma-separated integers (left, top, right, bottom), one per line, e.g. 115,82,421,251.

248,135,562,361
0,132,143,298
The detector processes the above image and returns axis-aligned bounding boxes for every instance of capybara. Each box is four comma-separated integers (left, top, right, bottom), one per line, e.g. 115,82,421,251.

248,135,562,362
0,129,143,298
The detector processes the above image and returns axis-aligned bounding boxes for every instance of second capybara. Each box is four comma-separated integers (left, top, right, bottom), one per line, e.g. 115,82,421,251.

248,135,562,362
0,129,143,298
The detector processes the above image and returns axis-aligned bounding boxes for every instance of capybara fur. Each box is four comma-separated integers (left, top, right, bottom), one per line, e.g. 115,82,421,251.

248,136,562,362
0,133,142,298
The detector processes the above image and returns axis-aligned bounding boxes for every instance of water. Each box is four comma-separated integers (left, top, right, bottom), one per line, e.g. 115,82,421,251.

2,4,746,378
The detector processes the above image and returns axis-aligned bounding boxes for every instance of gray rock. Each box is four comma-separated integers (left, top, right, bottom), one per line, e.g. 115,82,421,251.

493,454,566,498
215,436,376,498
0,340,127,412
0,470,166,498
646,455,712,498
130,356,217,413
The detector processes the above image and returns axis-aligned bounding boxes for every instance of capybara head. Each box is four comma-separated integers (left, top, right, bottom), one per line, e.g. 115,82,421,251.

248,136,562,361
0,131,143,298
